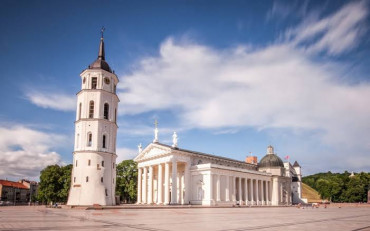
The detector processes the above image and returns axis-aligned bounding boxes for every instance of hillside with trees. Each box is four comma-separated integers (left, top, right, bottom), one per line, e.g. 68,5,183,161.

302,171,370,203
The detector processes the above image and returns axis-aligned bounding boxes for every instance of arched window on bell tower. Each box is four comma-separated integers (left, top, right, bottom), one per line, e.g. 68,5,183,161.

102,134,107,149
89,101,94,118
78,103,82,120
104,103,109,120
87,132,92,147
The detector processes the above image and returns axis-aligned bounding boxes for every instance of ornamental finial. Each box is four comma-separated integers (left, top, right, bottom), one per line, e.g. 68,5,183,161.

153,120,159,143
172,132,178,148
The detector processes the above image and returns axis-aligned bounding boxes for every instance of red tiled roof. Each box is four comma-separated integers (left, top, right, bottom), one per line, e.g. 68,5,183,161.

0,180,29,189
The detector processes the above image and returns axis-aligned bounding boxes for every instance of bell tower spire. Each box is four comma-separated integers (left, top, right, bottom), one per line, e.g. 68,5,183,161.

98,27,105,60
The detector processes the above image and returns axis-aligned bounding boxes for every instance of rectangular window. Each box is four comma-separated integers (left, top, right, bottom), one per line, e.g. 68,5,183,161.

76,160,78,167
91,77,97,89
102,161,104,167
74,177,76,183
105,189,108,196
86,176,89,182
88,160,91,166
101,177,103,183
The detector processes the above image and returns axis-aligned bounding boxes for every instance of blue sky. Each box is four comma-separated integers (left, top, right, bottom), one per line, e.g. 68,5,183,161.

1,0,370,180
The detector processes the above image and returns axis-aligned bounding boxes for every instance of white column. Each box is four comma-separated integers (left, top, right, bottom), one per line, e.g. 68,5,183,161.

238,177,242,204
164,162,170,204
184,162,190,204
142,167,147,204
137,168,142,204
266,181,270,205
171,159,177,204
250,179,254,205
256,180,259,205
181,174,185,204
148,165,153,204
232,176,236,202
209,174,213,205
226,176,230,202
244,178,248,205
216,174,221,202
157,164,163,204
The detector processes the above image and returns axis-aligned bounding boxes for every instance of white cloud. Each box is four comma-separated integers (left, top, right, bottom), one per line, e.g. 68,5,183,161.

0,125,66,180
286,1,368,55
117,2,370,172
26,91,75,111
116,147,138,163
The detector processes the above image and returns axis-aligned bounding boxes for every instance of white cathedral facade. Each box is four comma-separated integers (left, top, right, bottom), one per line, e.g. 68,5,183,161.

134,137,305,206
67,32,305,206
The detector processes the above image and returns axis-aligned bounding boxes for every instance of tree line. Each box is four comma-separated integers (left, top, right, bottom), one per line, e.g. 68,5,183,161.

36,160,137,204
302,171,370,203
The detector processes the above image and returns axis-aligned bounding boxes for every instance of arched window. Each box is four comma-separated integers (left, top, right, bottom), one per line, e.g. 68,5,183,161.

102,135,106,148
91,77,97,89
104,103,109,120
87,133,92,147
89,101,94,118
78,103,82,119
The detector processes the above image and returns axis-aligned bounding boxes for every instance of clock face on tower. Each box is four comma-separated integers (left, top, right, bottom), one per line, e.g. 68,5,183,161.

104,77,110,85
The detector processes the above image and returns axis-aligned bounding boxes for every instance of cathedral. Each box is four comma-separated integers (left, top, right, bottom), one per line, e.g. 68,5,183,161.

134,134,305,206
67,31,305,206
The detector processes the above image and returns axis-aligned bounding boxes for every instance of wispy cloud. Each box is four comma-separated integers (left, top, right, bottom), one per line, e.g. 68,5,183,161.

0,124,66,180
26,91,75,111
285,1,368,55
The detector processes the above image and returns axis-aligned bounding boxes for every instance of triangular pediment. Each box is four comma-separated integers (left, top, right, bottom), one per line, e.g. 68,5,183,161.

134,143,172,162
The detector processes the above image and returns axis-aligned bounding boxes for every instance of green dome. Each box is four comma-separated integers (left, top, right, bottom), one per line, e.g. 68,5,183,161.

259,153,284,168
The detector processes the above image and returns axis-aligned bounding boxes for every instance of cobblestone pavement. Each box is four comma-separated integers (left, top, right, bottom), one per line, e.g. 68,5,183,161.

0,206,369,231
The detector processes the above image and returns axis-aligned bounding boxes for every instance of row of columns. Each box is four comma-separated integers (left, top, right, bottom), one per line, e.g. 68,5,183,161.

212,175,271,205
137,159,190,205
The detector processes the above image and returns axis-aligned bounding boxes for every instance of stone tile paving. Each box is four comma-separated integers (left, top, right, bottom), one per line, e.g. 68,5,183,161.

0,206,369,231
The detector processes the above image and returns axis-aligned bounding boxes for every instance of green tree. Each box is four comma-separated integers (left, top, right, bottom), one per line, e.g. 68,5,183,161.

37,164,72,204
116,160,138,203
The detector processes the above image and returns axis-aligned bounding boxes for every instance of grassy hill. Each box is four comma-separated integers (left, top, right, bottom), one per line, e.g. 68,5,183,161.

302,183,322,203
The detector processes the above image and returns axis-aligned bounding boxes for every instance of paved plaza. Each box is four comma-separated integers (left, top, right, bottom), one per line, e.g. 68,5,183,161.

0,206,369,231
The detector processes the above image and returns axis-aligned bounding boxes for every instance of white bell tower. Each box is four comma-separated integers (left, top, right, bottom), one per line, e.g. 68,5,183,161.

67,29,119,206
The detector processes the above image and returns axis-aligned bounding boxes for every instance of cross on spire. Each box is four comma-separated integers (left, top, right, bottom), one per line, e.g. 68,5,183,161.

101,26,105,38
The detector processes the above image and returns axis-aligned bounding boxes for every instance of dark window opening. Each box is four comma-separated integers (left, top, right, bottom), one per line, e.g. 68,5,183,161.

78,103,82,119
89,101,94,118
91,77,97,89
104,103,109,120
102,135,106,148
101,177,103,183
88,159,91,166
102,161,104,167
86,176,89,182
87,133,92,146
